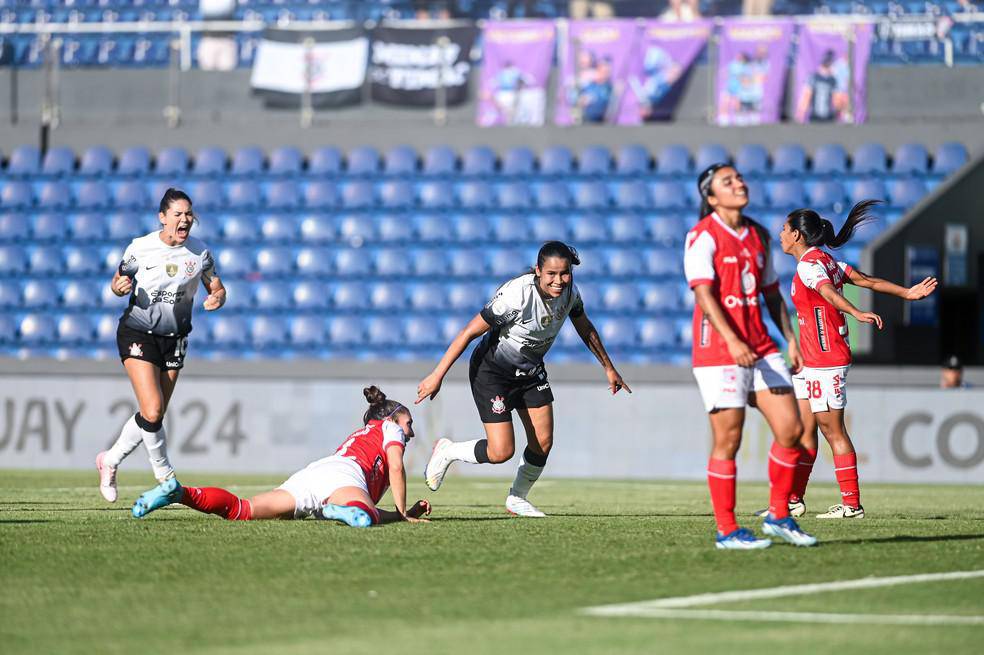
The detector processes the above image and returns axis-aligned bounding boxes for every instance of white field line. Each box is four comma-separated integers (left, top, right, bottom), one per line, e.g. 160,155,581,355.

591,608,984,626
583,569,984,621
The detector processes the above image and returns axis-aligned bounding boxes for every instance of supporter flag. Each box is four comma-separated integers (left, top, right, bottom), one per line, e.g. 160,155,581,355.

620,20,712,124
793,21,874,124
715,19,794,126
555,20,637,126
477,20,555,127
370,22,479,106
249,26,368,108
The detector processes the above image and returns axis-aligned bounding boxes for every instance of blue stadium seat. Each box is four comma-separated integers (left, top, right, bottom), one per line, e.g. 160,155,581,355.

656,145,691,176
577,146,612,176
422,146,457,176
614,144,651,176
230,146,265,177
610,214,646,242
6,145,40,177
734,144,770,176
535,214,573,242
455,214,489,243
772,144,808,175
462,146,497,176
336,214,375,245
41,147,76,177
493,214,531,242
1,181,33,210
64,245,101,275
254,281,292,310
108,212,145,241
155,147,189,176
641,282,680,313
251,316,288,349
61,279,100,309
413,249,450,276
450,249,486,277
773,250,797,278
459,181,495,210
419,181,454,210
366,316,403,347
502,147,536,176
638,317,676,349
33,213,69,241
80,146,114,177
614,181,650,211
333,281,370,310
408,282,446,311
22,279,58,309
535,182,571,210
893,143,929,175
607,249,644,277
328,316,366,347
211,316,249,348
256,246,293,276
303,180,339,210
58,314,94,345
644,247,682,277
292,280,329,310
77,181,111,210
498,182,532,210
220,214,257,243
95,314,118,343
114,181,147,210
651,180,686,210
295,247,333,276
415,214,453,242
442,315,469,342
335,248,372,277
602,283,640,312
573,181,609,210
375,248,412,277
405,316,442,347
852,143,888,175
259,214,297,242
932,142,968,175
218,278,254,312
216,247,254,277
598,317,636,349
384,145,418,176
489,249,527,277
694,144,730,172
0,213,28,242
0,312,14,344
807,180,846,210
289,315,326,348
118,147,152,177
266,181,301,211
193,147,228,176
887,178,928,210
646,214,685,247
341,181,375,210
29,246,64,275
372,214,409,243
849,178,887,205
19,314,57,344
769,180,806,209
0,279,18,307
38,182,72,210
540,146,574,176
268,146,303,176
379,180,415,209
566,214,603,243
447,283,482,311
309,147,343,176
347,146,381,176
812,143,848,174
370,282,406,310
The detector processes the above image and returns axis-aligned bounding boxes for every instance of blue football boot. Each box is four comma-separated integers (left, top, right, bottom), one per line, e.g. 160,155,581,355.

131,477,183,518
715,527,772,550
317,503,373,528
762,515,819,547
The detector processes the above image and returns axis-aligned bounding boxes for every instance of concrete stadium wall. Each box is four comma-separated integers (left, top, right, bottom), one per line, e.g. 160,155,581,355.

2,358,982,483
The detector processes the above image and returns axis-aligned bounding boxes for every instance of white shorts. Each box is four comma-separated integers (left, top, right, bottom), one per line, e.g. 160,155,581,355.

792,366,849,413
277,456,369,519
693,352,793,413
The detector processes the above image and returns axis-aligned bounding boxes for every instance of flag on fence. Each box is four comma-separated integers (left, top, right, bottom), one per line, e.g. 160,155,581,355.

477,20,555,127
794,21,873,124
715,19,794,126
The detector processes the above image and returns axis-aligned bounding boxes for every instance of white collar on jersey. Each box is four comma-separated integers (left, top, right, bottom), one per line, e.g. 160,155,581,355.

711,212,748,240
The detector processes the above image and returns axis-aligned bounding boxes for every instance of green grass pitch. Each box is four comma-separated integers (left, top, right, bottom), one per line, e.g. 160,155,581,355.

2,470,982,655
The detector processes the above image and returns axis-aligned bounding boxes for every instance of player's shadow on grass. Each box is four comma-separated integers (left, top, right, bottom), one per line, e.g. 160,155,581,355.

0,519,51,524
828,533,984,545
430,516,515,522
0,501,75,506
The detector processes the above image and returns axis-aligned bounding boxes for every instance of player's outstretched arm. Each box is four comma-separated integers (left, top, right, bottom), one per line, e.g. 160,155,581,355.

763,288,802,372
377,444,429,524
817,283,883,329
570,312,631,395
692,284,756,367
846,268,938,301
202,276,226,311
416,313,491,404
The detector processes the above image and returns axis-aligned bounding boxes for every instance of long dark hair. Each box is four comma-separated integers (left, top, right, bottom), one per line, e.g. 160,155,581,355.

536,241,580,270
786,199,880,249
159,187,192,214
697,162,730,220
362,385,408,424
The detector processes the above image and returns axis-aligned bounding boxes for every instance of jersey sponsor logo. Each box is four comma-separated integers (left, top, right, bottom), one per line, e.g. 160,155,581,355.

165,360,180,368
814,306,829,352
165,263,178,277
129,343,143,358
490,396,507,414
149,288,186,305
740,261,756,295
722,256,738,264
536,382,550,391
723,294,758,308
699,315,711,348
144,264,158,270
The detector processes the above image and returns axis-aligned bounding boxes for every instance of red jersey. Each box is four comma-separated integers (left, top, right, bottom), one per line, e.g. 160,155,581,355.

684,212,780,367
791,247,853,368
334,419,407,503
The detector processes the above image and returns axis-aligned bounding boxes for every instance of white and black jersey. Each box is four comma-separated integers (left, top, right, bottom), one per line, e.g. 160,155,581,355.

477,273,584,372
118,231,216,337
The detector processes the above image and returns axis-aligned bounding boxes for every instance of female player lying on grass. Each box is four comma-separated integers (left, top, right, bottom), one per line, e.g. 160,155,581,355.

130,386,431,527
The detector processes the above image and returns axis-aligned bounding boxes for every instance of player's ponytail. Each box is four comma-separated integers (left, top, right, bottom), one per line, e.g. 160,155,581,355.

362,385,408,424
786,200,879,250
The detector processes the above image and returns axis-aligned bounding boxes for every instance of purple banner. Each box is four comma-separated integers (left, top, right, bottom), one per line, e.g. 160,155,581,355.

477,21,555,127
555,20,638,126
715,19,794,126
793,22,874,125
620,20,712,124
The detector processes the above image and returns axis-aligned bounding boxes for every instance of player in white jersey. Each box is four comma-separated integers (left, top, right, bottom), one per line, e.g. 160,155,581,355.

96,188,226,504
416,241,632,517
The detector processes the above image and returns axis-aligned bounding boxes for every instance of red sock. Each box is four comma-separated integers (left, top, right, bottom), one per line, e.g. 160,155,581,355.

707,458,738,535
346,500,379,525
833,453,861,508
791,447,818,502
768,443,800,519
181,486,253,521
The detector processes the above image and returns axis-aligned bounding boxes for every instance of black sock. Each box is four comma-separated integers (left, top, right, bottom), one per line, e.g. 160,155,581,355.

523,446,548,467
474,439,490,464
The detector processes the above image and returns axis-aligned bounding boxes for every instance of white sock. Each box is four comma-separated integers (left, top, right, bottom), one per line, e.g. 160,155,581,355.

104,415,144,468
445,439,482,464
509,456,544,499
141,425,175,482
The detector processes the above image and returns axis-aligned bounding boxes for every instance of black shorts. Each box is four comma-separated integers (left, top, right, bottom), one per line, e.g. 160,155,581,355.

469,348,554,424
117,322,189,371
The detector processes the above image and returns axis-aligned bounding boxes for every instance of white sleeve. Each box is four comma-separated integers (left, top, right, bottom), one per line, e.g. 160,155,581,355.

481,277,525,327
761,247,779,289
568,283,585,317
683,230,716,288
381,420,406,450
837,261,854,276
796,259,832,291
118,241,139,277
201,249,216,283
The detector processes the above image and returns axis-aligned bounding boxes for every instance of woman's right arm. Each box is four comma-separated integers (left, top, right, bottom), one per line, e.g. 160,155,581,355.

692,284,756,367
847,268,938,301
110,270,132,297
415,314,491,403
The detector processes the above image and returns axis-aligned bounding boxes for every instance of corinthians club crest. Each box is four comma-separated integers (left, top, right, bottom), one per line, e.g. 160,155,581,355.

490,396,506,414
165,263,178,277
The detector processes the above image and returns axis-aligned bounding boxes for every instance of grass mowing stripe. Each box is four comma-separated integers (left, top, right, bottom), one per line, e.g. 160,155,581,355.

585,608,984,626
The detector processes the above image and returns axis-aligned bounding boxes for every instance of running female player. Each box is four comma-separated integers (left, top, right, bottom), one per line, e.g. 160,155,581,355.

96,188,226,503
415,241,631,518
686,163,816,549
778,201,937,519
130,386,432,527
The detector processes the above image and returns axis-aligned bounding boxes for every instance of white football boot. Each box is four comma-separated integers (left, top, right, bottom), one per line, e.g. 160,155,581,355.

424,438,454,492
816,504,865,519
96,451,118,502
505,494,546,518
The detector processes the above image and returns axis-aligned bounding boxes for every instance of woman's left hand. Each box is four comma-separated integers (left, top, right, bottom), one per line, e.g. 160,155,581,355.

606,368,632,395
905,276,938,300
407,500,431,519
787,340,803,373
203,293,224,311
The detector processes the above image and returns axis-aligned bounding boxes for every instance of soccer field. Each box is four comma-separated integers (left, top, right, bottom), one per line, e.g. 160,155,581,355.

2,471,982,655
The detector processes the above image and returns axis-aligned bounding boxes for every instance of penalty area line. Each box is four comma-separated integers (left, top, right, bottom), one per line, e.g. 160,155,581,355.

582,608,984,626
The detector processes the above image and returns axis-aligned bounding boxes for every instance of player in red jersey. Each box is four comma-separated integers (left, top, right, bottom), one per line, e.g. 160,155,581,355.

778,201,937,519
685,163,816,549
129,386,431,527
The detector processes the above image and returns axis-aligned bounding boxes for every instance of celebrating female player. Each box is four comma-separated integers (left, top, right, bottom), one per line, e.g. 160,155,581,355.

96,188,225,503
778,201,937,519
685,163,816,549
130,386,432,526
416,241,631,518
